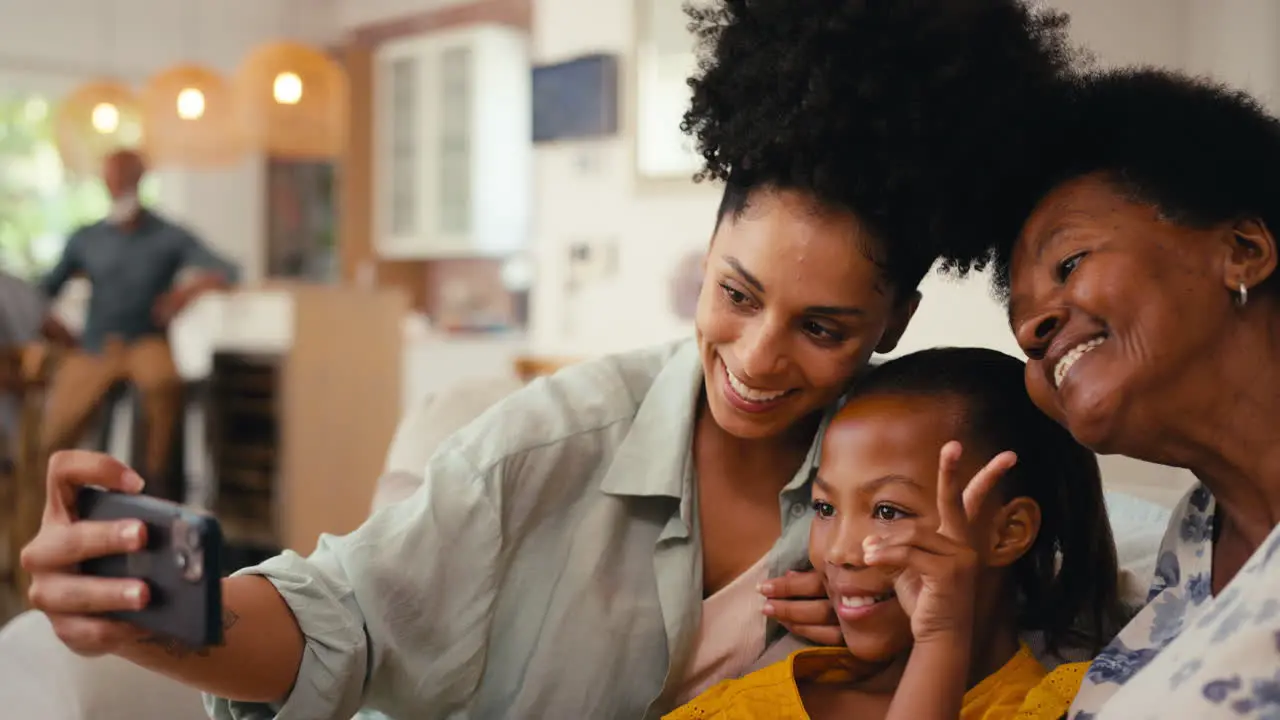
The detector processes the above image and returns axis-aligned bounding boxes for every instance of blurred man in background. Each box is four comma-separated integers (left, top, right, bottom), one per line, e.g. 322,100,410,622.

37,149,239,496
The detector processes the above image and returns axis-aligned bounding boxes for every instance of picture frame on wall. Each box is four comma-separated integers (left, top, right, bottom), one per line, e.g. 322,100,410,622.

634,0,703,185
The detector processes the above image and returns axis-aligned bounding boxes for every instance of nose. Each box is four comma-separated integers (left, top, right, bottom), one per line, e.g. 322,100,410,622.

739,318,788,378
822,517,865,569
1014,306,1068,360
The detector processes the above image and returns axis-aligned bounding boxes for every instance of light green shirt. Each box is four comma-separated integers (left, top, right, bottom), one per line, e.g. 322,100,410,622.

206,339,823,719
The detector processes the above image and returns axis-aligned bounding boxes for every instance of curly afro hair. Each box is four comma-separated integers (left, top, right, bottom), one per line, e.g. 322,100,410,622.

681,0,1080,299
981,67,1280,298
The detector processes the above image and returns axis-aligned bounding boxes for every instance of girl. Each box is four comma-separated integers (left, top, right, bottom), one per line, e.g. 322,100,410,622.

669,347,1128,719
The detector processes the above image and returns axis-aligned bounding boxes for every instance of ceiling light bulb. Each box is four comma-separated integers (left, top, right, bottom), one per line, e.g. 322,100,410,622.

90,102,120,133
273,72,303,105
176,88,206,120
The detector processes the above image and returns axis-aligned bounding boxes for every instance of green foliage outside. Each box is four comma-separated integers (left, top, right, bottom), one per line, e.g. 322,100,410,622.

0,93,158,279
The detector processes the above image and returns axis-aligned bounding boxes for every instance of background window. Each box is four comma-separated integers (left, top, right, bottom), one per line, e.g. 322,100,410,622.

0,92,159,279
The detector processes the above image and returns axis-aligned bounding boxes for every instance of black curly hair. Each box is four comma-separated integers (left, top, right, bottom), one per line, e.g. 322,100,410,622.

979,67,1280,298
851,347,1127,655
681,0,1080,301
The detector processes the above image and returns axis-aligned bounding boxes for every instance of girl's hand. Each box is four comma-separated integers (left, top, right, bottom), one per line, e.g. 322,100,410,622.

760,569,843,646
862,441,1017,644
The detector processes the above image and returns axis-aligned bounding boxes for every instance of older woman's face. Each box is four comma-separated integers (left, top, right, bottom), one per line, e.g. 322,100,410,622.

1005,174,1244,456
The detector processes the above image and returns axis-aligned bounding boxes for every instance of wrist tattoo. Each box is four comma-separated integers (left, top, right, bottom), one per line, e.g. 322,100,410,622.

137,608,241,659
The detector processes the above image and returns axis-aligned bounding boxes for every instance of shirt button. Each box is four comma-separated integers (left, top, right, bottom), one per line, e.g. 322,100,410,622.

790,502,807,518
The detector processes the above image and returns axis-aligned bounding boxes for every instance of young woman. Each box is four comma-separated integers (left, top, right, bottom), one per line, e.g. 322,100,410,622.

667,347,1125,719
19,1,1078,717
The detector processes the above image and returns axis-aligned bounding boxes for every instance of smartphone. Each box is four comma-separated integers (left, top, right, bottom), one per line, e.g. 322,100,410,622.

77,487,224,649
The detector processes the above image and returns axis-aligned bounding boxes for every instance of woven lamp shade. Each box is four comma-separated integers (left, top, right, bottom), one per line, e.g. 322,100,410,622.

233,42,348,159
141,64,246,168
54,80,144,178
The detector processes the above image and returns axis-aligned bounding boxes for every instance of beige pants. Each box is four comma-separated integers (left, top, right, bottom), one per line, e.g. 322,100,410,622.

41,336,181,483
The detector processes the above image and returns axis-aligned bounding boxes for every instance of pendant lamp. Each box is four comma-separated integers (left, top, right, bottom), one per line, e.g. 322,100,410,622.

233,41,348,159
140,63,245,168
54,80,144,178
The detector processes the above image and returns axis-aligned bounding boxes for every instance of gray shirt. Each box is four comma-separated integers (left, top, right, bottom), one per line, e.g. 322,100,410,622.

0,269,44,347
38,211,240,353
0,269,45,443
206,339,825,720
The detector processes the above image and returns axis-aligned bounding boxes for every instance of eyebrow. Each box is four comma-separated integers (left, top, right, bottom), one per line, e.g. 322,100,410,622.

722,255,866,317
725,256,765,293
814,474,924,494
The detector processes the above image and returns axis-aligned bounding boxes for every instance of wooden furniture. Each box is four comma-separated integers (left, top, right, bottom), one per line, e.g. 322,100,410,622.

2,344,57,603
204,285,406,557
513,355,580,382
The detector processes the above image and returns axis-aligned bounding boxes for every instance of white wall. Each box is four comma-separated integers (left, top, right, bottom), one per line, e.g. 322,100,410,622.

1,0,340,282
529,0,721,357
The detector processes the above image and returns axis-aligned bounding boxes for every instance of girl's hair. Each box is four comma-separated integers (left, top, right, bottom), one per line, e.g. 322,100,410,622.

681,0,1081,301
851,347,1126,654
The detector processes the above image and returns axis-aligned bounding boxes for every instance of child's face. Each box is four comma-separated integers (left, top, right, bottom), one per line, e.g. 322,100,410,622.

809,392,985,663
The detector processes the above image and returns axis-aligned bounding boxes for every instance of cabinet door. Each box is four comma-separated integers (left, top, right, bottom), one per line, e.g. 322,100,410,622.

430,38,475,251
374,42,424,257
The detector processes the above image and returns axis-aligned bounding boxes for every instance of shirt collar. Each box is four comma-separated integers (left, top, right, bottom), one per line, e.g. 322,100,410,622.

600,340,703,500
96,208,162,236
599,339,832,501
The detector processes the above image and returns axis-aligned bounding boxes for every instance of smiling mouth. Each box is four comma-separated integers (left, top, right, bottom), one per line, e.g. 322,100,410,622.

839,591,896,609
1053,336,1106,389
720,357,796,407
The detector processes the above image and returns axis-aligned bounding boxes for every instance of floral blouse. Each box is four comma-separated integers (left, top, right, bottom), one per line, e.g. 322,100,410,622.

1070,484,1280,719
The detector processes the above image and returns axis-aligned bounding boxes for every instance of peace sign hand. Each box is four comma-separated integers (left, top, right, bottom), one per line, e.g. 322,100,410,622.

862,441,1017,644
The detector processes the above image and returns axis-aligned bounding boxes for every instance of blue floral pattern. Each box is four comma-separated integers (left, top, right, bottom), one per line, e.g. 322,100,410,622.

1070,484,1280,719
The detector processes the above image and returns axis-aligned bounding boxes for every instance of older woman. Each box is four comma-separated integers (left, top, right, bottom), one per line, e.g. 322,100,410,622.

973,69,1280,719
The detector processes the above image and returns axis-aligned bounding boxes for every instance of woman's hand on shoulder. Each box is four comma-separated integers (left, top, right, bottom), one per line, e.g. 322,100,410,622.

760,569,843,646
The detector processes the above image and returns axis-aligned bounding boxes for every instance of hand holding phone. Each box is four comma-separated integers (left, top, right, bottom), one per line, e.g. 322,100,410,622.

77,487,225,648
20,451,225,656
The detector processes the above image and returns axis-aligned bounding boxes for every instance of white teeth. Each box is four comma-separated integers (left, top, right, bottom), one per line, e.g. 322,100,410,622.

726,367,788,403
840,593,893,609
1053,336,1105,389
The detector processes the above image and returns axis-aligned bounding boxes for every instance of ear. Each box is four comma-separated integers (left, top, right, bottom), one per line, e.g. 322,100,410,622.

984,497,1041,568
874,290,921,354
1222,218,1278,299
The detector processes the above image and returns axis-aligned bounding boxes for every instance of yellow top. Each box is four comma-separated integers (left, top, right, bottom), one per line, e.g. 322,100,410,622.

664,644,1088,720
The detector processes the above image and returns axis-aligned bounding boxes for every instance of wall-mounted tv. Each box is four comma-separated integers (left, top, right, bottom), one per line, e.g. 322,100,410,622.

532,53,619,143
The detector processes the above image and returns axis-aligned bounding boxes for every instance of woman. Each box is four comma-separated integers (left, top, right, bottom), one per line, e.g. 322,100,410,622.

967,68,1280,719
19,2,1077,718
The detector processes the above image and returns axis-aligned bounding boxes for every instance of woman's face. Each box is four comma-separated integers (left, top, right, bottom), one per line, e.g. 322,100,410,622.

695,188,916,440
1006,173,1249,456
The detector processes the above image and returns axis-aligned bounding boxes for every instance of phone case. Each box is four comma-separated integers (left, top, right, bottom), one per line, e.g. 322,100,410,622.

77,488,224,649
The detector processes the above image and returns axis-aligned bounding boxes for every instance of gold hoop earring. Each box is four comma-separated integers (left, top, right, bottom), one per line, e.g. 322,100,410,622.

1238,282,1249,308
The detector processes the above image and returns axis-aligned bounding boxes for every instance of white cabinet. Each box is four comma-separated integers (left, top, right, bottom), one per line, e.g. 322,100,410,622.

374,25,531,259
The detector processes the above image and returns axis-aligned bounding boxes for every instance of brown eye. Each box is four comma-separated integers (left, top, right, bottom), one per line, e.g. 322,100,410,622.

720,283,748,305
812,500,835,519
1056,252,1086,282
872,503,907,521
802,319,845,343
